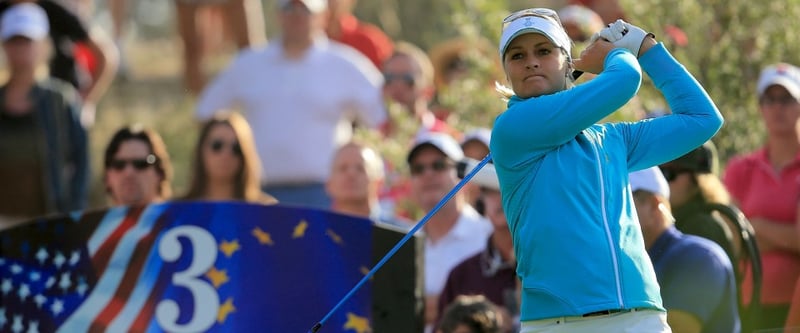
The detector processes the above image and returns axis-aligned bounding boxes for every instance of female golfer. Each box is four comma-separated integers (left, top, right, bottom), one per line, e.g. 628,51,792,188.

489,9,723,332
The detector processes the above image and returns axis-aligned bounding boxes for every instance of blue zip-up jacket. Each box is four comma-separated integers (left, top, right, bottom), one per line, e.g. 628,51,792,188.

490,44,724,321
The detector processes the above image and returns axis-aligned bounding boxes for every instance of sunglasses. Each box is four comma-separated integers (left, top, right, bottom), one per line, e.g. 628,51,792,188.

384,73,416,86
659,167,692,182
108,154,157,171
410,159,453,176
209,139,242,156
502,8,561,30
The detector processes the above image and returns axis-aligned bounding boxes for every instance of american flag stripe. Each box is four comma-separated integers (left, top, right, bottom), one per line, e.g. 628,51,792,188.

87,207,128,255
130,260,172,333
57,205,165,333
105,249,164,332
90,206,145,274
89,212,171,332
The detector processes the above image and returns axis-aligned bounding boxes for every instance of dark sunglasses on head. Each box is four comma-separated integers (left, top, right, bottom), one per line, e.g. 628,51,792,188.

383,73,416,86
410,159,453,176
108,154,157,171
209,139,242,156
659,167,692,182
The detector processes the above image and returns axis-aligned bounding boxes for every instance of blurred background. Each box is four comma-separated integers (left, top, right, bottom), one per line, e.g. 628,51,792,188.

4,0,796,209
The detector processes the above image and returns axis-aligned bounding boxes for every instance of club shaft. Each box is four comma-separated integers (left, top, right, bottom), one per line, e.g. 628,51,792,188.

310,153,493,333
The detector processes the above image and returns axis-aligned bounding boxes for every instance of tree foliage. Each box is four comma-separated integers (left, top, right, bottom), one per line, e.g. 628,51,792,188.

622,0,800,162
356,0,800,164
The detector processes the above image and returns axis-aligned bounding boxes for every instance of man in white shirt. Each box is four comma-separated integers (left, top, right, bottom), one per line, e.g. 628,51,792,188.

196,0,386,209
406,132,492,331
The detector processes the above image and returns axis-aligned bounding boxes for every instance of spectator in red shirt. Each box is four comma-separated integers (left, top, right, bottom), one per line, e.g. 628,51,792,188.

325,0,393,69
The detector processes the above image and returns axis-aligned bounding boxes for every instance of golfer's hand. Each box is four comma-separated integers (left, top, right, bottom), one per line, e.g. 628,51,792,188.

599,20,656,57
573,39,615,74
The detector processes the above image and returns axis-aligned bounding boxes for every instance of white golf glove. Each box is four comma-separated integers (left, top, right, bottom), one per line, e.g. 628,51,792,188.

597,19,651,57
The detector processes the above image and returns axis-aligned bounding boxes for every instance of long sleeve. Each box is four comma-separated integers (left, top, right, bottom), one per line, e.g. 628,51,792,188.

68,97,89,210
622,43,724,171
491,48,641,166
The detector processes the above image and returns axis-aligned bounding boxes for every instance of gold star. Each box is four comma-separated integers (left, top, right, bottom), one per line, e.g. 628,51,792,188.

205,267,229,288
219,239,240,258
343,312,370,333
293,220,309,238
326,228,343,245
217,297,236,324
252,227,274,246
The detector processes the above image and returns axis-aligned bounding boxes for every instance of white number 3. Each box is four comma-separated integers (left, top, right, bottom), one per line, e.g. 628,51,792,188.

156,226,220,332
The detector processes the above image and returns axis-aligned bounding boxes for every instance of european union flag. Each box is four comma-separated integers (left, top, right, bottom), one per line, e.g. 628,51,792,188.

0,202,374,333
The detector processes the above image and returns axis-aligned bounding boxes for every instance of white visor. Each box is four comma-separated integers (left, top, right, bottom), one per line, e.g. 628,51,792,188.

499,15,571,60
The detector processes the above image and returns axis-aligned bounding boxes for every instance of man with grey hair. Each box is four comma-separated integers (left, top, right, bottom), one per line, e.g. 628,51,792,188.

326,142,409,227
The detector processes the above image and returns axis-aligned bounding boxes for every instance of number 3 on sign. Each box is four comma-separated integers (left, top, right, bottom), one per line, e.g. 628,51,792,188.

156,226,220,332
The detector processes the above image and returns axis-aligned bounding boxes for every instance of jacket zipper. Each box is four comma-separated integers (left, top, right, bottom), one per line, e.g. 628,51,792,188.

589,132,624,308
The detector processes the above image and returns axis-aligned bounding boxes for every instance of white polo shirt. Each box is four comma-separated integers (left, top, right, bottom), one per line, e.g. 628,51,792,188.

197,35,386,185
424,205,493,296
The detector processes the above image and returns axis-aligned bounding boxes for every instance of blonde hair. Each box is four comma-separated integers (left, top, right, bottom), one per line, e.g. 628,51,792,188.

696,173,731,205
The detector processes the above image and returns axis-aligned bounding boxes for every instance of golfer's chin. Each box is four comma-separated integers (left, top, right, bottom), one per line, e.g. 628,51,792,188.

515,79,560,99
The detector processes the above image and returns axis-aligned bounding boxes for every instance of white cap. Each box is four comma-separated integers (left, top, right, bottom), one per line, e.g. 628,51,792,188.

629,166,670,199
407,132,464,164
757,63,800,101
461,128,492,148
278,0,327,13
1,3,48,42
498,11,571,59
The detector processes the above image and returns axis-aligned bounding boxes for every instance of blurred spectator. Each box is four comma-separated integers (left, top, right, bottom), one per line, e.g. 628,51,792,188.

326,142,410,227
438,161,516,333
175,0,266,94
426,37,500,122
383,41,460,139
197,0,386,209
183,112,277,204
325,0,392,69
630,167,740,333
406,133,492,330
557,5,604,43
103,125,172,206
437,295,504,333
724,63,800,330
0,0,118,127
0,3,88,228
660,141,740,269
459,128,491,215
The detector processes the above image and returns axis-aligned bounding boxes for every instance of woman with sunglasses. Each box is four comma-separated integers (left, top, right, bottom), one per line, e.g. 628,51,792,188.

183,112,277,204
489,8,723,332
724,63,800,331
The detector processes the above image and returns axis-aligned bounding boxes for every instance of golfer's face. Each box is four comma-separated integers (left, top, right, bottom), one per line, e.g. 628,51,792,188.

409,147,457,210
503,33,568,98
